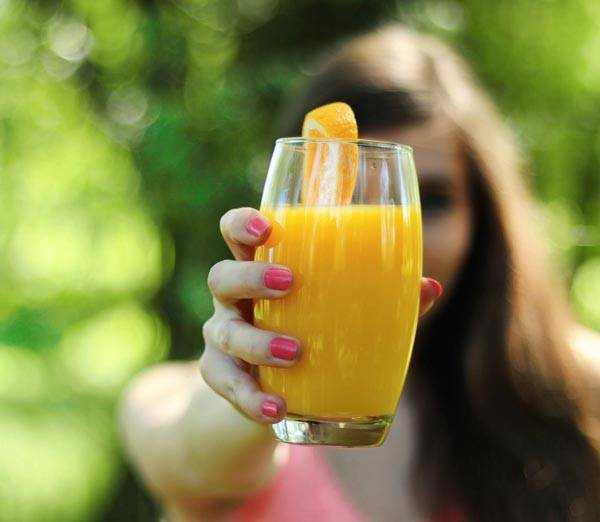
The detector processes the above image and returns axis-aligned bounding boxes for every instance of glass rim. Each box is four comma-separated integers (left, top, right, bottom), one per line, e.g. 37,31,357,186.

276,136,413,152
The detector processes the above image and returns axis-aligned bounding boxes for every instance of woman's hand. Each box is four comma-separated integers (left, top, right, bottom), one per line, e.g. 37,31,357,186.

201,207,443,424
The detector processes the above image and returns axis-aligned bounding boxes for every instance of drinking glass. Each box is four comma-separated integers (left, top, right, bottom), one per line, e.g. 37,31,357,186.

254,137,422,447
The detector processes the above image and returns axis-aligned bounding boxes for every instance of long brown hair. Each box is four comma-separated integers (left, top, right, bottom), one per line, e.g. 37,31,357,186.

280,25,600,521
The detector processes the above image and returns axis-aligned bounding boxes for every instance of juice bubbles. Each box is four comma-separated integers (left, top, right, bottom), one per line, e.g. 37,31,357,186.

254,204,422,419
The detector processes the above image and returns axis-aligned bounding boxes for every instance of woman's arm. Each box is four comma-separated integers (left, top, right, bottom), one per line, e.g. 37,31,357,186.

118,361,284,520
119,208,299,520
118,207,441,520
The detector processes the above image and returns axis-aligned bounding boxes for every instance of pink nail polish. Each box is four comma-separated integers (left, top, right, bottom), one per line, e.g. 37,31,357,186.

425,278,443,299
264,267,293,290
261,400,279,418
270,338,299,361
246,216,270,237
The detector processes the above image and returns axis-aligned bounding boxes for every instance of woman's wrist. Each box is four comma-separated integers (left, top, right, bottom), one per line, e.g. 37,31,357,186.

176,366,282,497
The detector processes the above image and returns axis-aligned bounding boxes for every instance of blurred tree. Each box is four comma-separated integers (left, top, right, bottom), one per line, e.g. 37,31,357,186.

0,0,597,520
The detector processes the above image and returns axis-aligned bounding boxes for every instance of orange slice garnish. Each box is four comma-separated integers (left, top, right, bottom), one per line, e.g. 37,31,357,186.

301,102,358,206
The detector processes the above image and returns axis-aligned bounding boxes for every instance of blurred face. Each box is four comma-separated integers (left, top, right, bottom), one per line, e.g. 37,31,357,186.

363,117,474,309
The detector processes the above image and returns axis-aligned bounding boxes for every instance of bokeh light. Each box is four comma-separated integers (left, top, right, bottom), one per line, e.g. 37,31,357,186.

0,0,598,520
57,303,169,396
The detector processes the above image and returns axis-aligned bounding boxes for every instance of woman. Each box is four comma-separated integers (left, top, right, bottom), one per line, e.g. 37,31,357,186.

119,25,600,521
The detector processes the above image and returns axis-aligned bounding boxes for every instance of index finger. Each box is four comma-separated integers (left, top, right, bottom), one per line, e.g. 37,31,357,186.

220,207,272,261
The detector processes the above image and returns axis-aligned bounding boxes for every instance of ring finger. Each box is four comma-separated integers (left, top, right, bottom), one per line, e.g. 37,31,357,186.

204,314,300,367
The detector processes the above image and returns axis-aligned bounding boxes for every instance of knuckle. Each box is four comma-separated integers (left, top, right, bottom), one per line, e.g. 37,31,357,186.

198,352,211,383
215,319,233,354
202,317,214,343
207,261,227,295
225,373,246,407
224,380,236,403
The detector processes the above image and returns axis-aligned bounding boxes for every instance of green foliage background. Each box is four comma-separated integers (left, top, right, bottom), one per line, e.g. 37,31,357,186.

0,0,598,519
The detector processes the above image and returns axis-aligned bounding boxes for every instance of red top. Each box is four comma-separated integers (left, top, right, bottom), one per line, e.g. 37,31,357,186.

228,446,468,522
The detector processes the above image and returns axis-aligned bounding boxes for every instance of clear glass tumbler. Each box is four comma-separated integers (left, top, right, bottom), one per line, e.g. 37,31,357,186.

254,137,422,447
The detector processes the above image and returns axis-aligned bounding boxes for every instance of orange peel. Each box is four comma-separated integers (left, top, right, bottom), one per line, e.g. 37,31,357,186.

301,102,358,205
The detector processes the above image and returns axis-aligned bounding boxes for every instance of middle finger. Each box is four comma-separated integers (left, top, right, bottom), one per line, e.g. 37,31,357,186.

204,316,300,367
208,260,293,302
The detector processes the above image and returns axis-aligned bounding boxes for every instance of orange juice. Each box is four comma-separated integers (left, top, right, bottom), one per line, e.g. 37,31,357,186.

254,204,422,419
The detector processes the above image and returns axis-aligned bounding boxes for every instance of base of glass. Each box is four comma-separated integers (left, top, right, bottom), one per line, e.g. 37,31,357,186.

271,413,392,447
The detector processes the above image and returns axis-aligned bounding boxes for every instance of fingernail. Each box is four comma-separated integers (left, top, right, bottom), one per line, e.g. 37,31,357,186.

261,400,279,418
246,216,270,237
270,338,299,361
264,267,293,290
425,278,443,299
